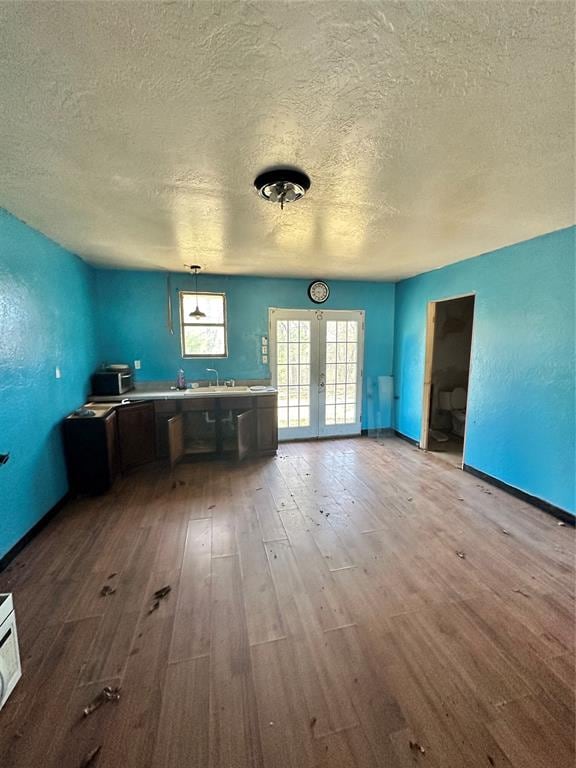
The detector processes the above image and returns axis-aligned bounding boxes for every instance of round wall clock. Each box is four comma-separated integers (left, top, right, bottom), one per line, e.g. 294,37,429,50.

308,280,330,304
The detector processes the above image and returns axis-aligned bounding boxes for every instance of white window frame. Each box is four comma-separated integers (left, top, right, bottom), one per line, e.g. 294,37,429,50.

179,291,228,359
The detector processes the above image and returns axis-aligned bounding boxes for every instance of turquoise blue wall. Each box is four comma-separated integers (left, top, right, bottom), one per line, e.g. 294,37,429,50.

94,270,396,430
394,227,575,514
0,211,97,559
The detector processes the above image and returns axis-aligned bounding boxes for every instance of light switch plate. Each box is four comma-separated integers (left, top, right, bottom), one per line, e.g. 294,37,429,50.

262,354,268,364
55,366,61,379
134,360,141,370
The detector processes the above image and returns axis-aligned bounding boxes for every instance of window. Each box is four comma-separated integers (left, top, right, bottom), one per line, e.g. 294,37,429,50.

179,292,227,358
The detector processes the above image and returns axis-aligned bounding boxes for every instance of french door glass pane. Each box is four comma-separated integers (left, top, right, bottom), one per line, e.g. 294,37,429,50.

324,320,359,426
276,319,311,429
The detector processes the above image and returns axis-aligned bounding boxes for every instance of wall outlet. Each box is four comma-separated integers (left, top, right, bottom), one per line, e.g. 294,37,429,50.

262,354,268,364
134,360,141,370
55,366,61,379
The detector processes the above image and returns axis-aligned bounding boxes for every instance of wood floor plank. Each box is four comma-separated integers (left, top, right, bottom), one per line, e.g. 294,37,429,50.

209,469,237,558
80,527,157,684
44,676,123,768
312,727,383,768
169,518,212,663
152,657,210,768
251,638,315,768
96,603,176,767
323,624,404,764
236,497,286,646
384,635,517,768
488,695,575,768
266,540,358,737
274,523,354,631
209,554,264,768
252,485,288,543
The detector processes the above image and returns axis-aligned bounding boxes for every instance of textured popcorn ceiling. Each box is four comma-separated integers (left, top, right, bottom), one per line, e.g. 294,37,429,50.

0,1,573,280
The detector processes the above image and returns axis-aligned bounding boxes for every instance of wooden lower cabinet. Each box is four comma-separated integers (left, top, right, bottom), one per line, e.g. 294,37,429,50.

64,395,278,493
63,410,118,495
255,396,278,455
116,401,156,471
160,394,277,466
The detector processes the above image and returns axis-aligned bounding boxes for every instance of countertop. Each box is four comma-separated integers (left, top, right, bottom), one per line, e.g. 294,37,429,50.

90,382,277,403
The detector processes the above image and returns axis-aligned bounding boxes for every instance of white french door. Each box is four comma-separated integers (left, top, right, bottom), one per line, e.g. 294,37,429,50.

269,308,364,440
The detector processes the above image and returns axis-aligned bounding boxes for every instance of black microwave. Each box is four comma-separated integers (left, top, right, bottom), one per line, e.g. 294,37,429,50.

91,370,134,396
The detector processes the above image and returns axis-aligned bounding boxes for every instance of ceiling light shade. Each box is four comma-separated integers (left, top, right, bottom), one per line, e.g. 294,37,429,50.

254,169,311,210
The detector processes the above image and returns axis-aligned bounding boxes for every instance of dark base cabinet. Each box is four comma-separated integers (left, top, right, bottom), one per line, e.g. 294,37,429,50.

64,393,278,495
154,393,278,465
256,396,278,455
63,401,157,496
116,401,156,471
63,410,118,495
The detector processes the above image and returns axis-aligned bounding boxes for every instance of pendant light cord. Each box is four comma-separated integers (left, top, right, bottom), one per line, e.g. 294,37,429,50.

194,267,200,313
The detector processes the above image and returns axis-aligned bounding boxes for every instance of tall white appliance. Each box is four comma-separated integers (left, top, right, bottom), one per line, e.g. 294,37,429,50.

0,594,22,710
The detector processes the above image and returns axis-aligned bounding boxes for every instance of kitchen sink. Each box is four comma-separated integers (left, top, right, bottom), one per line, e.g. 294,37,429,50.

203,386,251,393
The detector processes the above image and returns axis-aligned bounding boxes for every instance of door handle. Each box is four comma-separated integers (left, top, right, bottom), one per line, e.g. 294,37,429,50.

319,373,326,390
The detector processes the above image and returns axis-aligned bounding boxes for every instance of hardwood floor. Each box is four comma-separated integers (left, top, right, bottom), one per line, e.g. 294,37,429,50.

0,436,573,768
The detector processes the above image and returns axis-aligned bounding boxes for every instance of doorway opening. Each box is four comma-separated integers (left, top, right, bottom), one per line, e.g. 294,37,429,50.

269,308,365,440
420,295,475,466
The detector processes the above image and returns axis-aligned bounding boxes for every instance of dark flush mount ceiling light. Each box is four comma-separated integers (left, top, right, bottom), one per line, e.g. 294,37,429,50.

254,168,311,210
185,264,206,319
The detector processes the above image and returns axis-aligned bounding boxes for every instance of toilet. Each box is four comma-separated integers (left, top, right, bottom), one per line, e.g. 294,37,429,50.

438,387,468,438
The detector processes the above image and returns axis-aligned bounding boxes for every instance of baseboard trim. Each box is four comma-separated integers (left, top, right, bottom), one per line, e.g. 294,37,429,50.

361,428,394,437
0,493,70,573
462,464,574,526
393,429,420,447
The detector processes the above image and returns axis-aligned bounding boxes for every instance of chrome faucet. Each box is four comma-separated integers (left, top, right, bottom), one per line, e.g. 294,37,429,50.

206,368,219,388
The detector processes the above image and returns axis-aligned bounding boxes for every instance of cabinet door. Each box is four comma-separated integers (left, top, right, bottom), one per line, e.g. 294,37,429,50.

167,413,185,469
155,401,180,458
236,410,255,461
116,401,156,471
256,403,278,454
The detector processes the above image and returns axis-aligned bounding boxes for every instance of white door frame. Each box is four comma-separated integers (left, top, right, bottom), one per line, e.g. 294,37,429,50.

420,293,476,465
269,308,365,440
